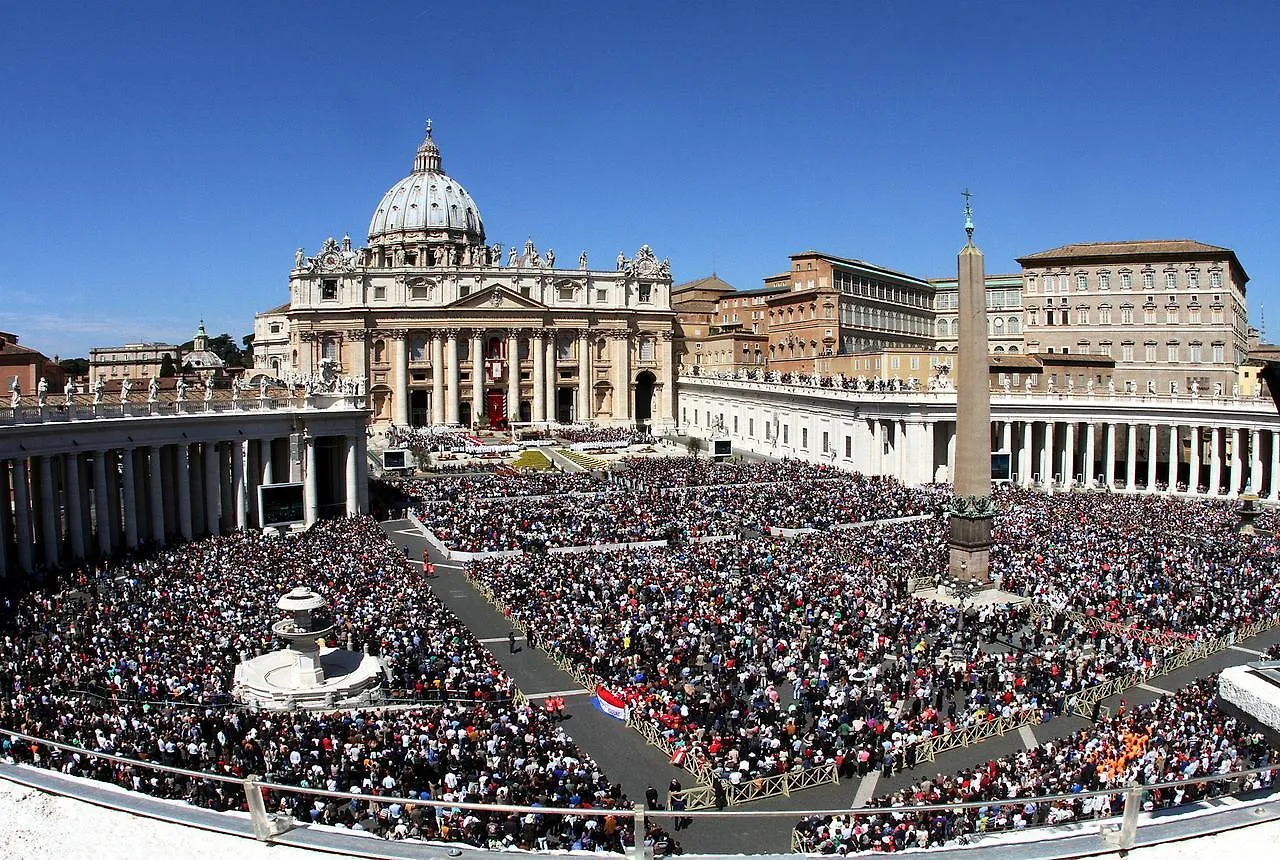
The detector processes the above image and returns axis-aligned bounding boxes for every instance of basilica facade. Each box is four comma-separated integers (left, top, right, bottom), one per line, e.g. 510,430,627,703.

254,123,676,431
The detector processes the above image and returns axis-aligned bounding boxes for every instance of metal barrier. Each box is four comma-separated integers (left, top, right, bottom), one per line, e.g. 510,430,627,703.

913,711,1044,764
1,726,1275,857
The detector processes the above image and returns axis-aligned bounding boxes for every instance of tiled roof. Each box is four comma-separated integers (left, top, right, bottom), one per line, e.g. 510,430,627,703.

1017,240,1232,261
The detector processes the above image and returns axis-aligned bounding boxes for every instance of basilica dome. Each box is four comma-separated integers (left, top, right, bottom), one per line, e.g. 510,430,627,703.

367,122,485,246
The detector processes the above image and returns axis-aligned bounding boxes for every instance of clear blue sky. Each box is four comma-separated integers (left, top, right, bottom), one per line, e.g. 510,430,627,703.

3,1,1278,359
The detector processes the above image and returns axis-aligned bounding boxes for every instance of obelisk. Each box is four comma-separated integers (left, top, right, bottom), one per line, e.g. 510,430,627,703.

948,191,993,586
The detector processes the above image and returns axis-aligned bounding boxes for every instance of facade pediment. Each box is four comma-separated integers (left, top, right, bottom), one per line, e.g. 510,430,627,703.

445,285,548,312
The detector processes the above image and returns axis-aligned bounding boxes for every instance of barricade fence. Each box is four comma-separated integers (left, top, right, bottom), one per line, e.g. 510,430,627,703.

1,726,1275,857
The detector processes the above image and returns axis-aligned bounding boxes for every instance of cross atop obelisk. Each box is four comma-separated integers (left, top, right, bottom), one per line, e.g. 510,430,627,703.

948,189,994,587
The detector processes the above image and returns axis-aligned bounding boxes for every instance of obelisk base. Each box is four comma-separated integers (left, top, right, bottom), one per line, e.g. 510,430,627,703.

948,514,993,586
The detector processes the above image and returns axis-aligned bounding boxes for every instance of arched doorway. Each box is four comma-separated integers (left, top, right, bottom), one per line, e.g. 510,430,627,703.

410,390,430,427
635,371,656,425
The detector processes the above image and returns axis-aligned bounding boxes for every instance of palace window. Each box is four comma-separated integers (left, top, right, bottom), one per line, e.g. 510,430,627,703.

1211,306,1225,325
373,285,386,300
1167,344,1179,363
1076,274,1087,291
1145,342,1157,362
1144,307,1156,324
1189,306,1201,324
1122,343,1134,362
1121,306,1134,325
1098,305,1112,325
1167,307,1179,325
321,279,337,301
1210,271,1222,288
558,283,575,302
1190,343,1202,363
1188,271,1199,289
1213,344,1225,363
1165,272,1177,289
269,322,281,334
1120,272,1132,290
638,338,655,361
1098,272,1110,291
638,283,652,303
1142,272,1154,290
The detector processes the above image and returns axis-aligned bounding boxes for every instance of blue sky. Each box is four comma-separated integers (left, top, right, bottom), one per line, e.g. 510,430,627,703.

2,1,1278,358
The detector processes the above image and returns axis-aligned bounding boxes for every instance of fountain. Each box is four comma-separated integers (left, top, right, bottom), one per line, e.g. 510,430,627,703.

233,585,385,710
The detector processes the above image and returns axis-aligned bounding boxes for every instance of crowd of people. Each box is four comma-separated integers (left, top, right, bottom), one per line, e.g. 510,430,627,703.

992,488,1280,640
794,674,1277,853
555,427,655,446
0,517,684,853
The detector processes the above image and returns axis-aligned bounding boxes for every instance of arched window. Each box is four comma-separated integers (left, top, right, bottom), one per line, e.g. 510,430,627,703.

937,318,949,338
1008,316,1020,335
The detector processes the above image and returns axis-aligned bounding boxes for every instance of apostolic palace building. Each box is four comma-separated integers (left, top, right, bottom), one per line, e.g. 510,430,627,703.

253,123,677,432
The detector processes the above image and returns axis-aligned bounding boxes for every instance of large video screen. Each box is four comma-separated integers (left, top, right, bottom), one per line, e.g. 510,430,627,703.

991,452,1012,482
259,482,304,526
383,449,407,470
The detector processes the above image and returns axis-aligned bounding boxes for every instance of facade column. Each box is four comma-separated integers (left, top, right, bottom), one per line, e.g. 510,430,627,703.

148,447,166,545
431,331,445,425
1250,428,1262,493
176,443,192,541
532,330,546,422
392,333,409,426
869,419,883,476
1063,421,1076,488
1229,427,1242,497
93,452,112,555
1189,427,1202,494
1209,427,1222,496
303,433,319,526
1166,425,1179,492
1085,422,1097,487
233,439,248,529
345,435,359,515
120,448,138,550
1105,422,1117,488
447,330,461,425
12,459,34,572
504,330,519,423
614,332,632,422
545,334,557,423
1020,421,1032,486
62,454,84,560
578,331,591,422
37,456,58,568
348,329,368,391
658,331,675,426
1126,423,1138,491
204,442,220,536
356,431,370,513
470,329,484,427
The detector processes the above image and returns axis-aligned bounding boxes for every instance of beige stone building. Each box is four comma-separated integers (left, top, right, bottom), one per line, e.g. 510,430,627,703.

89,341,178,381
1016,240,1249,395
255,123,676,430
928,273,1025,354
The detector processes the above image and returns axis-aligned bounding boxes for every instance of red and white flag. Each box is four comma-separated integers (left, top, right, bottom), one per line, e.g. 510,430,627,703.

594,685,628,721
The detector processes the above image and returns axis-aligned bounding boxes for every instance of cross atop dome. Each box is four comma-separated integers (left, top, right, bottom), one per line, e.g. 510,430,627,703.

413,119,442,173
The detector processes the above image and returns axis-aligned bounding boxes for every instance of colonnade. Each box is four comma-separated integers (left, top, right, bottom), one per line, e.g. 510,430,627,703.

0,416,369,577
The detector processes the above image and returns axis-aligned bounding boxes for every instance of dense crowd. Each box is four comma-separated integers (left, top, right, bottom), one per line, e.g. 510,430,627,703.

794,674,1277,853
0,518,682,853
556,427,655,446
615,456,854,489
384,425,480,453
993,488,1280,640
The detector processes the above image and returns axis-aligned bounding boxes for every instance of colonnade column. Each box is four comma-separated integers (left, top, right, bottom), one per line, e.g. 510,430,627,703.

1189,427,1201,494
1166,425,1179,491
1085,422,1097,487
62,453,84,560
921,422,936,485
578,331,591,422
91,451,111,556
0,465,9,577
1146,425,1158,490
1001,421,1012,457
1063,422,1076,487
37,455,58,568
1250,428,1262,493
12,459,33,572
1271,430,1280,501
447,330,461,426
945,423,957,481
175,443,192,541
1105,423,1117,488
204,442,220,536
233,439,248,529
470,329,483,427
1020,422,1032,486
392,333,409,426
532,330,546,422
431,332,445,425
303,434,318,526
504,330,519,423
1126,423,1138,490
1042,421,1055,487
1229,428,1242,497
147,447,165,545
544,332,557,424
121,449,138,550
1209,427,1222,496
345,435,359,515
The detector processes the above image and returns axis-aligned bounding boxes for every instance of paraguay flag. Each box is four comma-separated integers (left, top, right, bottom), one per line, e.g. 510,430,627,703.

594,685,628,720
